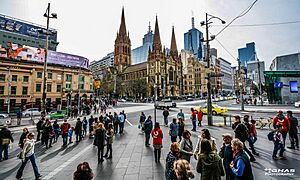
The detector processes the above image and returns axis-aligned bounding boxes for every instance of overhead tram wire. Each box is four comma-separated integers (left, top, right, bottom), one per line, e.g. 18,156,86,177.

212,20,300,28
215,0,258,37
202,26,237,62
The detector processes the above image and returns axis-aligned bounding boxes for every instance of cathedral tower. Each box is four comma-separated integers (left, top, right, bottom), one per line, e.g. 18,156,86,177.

114,7,131,68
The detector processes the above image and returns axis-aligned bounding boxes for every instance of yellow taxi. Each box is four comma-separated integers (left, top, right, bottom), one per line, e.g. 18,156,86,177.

194,104,228,115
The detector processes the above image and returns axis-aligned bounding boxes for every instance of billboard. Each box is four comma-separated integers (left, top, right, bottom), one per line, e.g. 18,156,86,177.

47,50,89,69
2,43,88,69
0,15,57,42
6,43,46,62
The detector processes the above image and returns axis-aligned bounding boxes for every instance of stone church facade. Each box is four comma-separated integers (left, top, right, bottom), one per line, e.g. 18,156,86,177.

107,8,182,98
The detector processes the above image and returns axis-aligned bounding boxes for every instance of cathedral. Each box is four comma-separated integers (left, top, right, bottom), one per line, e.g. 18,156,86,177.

107,8,183,98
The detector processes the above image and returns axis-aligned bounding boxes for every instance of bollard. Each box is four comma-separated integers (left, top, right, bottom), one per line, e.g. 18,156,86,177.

223,115,227,126
229,115,232,126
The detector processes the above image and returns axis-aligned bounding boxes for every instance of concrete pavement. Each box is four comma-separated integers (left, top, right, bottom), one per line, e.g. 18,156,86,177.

1,102,300,180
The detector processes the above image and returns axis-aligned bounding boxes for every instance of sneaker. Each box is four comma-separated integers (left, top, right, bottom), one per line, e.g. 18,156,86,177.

36,175,42,180
272,156,279,160
16,177,23,180
106,156,112,159
279,156,287,160
252,152,259,156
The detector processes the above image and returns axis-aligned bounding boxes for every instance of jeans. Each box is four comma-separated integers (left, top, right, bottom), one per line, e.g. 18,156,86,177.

273,142,284,157
105,144,112,157
119,122,124,134
82,127,87,136
98,147,104,161
62,134,68,146
282,132,287,148
171,136,177,143
164,116,168,126
114,123,119,134
289,132,299,148
16,154,40,179
145,133,150,146
154,148,161,162
76,132,82,142
0,144,9,160
192,120,197,130
250,136,257,144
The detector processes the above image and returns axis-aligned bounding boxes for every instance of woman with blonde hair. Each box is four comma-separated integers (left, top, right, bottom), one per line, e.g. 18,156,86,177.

165,142,180,180
174,159,195,180
93,123,106,163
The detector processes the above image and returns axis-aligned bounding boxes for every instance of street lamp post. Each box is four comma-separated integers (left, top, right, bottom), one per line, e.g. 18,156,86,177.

154,84,157,123
201,13,226,126
7,67,10,114
41,3,57,114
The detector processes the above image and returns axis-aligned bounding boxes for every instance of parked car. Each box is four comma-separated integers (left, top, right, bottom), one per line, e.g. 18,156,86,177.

22,108,41,117
0,113,11,126
295,101,300,107
186,97,194,101
156,99,173,109
47,111,65,121
0,113,9,119
118,99,127,103
194,104,228,115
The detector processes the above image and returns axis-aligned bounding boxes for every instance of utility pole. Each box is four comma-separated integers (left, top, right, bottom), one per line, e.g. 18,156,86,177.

205,13,213,126
7,67,10,114
42,3,50,114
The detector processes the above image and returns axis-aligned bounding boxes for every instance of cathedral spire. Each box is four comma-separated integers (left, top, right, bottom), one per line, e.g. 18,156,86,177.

119,7,127,36
170,26,178,59
152,16,162,52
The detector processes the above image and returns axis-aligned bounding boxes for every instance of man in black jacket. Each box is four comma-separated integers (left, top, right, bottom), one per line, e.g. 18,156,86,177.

0,125,14,161
75,118,82,142
36,118,44,142
287,111,299,149
163,108,169,127
232,115,256,162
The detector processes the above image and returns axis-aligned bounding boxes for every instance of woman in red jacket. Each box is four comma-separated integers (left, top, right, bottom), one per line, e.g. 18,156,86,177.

151,122,163,163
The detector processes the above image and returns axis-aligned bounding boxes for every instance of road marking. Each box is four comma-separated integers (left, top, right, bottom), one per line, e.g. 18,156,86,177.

42,144,92,180
110,106,133,127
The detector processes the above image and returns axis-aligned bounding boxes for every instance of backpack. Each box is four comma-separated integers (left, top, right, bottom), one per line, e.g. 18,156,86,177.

267,131,274,141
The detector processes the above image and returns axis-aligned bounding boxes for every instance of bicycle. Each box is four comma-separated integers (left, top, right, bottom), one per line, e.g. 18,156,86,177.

255,117,273,130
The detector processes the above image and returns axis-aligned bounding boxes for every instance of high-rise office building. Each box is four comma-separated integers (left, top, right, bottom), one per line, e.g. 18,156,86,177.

184,16,204,60
238,42,256,67
219,58,233,94
131,23,153,65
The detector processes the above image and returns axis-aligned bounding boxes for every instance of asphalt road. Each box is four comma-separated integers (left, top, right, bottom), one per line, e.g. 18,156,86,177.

1,101,299,180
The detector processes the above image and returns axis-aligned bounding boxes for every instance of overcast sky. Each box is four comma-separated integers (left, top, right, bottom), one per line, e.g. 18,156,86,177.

1,0,300,69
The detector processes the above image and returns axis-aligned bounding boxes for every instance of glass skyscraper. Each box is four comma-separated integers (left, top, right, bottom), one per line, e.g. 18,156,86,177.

131,25,153,64
184,17,204,60
238,42,256,67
